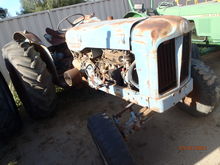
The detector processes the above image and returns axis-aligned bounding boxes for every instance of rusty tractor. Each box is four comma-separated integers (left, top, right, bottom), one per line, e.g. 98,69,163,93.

2,13,205,164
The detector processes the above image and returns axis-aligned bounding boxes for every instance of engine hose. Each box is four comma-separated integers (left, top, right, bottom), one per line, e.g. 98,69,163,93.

127,61,139,89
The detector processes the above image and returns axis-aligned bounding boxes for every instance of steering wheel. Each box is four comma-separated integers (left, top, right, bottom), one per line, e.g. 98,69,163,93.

57,13,85,33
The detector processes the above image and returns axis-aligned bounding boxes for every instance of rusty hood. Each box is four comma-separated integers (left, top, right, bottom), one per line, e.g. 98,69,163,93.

66,15,191,52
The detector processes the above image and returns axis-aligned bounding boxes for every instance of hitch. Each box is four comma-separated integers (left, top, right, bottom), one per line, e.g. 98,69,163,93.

113,103,155,138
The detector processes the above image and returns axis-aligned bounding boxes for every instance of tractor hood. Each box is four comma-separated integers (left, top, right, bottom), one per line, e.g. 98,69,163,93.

66,15,191,52
65,17,145,51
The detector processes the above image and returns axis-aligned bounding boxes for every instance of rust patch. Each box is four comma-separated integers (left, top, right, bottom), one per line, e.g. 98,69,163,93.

135,19,172,43
116,28,124,33
110,19,138,26
151,49,157,55
152,15,184,24
107,16,113,20
139,107,153,116
13,31,42,44
133,15,188,43
183,96,192,106
133,40,146,45
68,42,81,49
73,14,96,24
63,68,82,87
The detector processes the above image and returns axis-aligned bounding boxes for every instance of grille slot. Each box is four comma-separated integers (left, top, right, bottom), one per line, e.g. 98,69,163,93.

180,32,191,82
157,39,177,94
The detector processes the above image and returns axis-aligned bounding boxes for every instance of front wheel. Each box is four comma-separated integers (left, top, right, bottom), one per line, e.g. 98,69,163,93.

177,58,220,117
87,113,135,165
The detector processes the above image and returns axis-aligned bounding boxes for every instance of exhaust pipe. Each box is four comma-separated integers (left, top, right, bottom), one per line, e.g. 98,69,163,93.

63,68,82,86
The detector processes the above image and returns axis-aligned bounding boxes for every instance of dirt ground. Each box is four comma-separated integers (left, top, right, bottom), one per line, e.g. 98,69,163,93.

1,51,220,165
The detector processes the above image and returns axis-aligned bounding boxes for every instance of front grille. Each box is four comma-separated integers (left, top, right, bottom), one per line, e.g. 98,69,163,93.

180,32,191,82
157,39,177,94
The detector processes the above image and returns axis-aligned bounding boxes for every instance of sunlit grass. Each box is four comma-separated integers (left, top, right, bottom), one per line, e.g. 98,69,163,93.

8,81,22,108
8,81,65,108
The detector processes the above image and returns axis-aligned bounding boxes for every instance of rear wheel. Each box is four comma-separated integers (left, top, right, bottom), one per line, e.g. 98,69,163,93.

177,58,220,117
2,41,56,119
87,113,135,165
0,72,21,141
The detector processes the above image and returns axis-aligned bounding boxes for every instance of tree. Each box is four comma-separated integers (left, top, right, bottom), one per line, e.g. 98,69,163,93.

46,0,85,9
0,7,8,19
19,0,85,14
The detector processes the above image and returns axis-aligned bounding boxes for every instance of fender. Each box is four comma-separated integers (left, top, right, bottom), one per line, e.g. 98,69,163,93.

124,11,147,18
13,31,60,85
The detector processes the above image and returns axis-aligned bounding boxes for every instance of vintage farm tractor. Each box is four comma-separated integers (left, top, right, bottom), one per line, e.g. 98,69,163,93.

125,0,220,117
1,13,218,164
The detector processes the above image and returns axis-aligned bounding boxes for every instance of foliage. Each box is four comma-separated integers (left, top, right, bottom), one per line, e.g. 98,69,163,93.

19,0,85,14
9,82,23,108
0,7,8,19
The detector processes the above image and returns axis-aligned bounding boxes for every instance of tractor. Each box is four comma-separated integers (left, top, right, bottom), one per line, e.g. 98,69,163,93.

0,13,213,164
156,0,220,46
125,0,220,117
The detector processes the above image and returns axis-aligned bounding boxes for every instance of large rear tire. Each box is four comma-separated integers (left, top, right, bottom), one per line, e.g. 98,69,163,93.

2,41,56,119
0,72,21,141
87,113,135,165
177,58,220,117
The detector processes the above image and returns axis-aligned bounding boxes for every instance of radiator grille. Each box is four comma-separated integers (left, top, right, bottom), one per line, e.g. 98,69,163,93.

157,39,177,94
180,32,191,82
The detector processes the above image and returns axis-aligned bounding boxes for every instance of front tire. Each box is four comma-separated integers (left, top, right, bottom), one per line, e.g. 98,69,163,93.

177,58,220,117
87,113,135,165
2,41,56,119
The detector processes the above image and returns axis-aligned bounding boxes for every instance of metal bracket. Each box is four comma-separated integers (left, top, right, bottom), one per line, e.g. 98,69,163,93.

113,103,155,138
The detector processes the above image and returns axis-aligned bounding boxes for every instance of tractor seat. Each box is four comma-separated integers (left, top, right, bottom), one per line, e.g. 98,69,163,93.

45,28,65,45
46,28,65,38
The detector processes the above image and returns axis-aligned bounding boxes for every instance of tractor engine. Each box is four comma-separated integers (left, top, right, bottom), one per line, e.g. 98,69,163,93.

65,15,194,113
72,49,136,88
